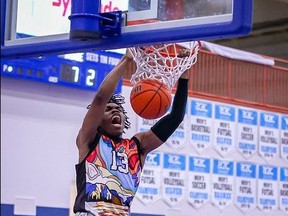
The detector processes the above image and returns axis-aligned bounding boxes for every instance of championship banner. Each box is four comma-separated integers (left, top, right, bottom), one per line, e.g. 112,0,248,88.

237,108,258,158
212,159,234,210
137,117,159,133
257,165,278,211
259,112,279,161
214,104,236,157
190,99,213,154
166,95,188,149
235,162,257,213
136,152,162,204
280,167,288,213
188,156,211,209
162,153,186,207
280,115,288,162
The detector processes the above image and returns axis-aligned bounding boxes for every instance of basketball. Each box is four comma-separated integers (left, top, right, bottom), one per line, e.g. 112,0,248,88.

130,79,172,119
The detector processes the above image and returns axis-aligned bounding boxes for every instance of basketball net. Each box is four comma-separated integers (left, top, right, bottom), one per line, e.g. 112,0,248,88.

129,41,201,90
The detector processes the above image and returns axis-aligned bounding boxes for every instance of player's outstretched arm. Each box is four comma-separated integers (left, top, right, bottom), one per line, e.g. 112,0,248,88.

76,49,133,162
135,69,189,164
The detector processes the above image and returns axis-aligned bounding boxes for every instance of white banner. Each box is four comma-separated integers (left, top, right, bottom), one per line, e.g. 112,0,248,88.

257,165,278,211
165,119,188,149
188,156,211,209
259,112,279,161
136,152,162,204
237,108,258,158
212,159,234,210
162,153,186,207
235,162,257,213
280,167,288,213
137,117,159,133
190,99,213,154
280,115,288,162
214,104,236,157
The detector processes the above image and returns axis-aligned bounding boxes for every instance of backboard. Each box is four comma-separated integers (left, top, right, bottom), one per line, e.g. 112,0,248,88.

1,0,253,58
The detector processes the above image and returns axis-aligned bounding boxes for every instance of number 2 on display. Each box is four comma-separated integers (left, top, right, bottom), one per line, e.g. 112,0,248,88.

86,69,96,86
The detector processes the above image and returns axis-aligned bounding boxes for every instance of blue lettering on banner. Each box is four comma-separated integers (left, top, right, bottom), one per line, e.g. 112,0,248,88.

164,153,186,170
213,159,234,176
282,198,288,204
145,152,161,166
282,116,288,130
215,105,235,122
236,162,256,178
171,131,184,138
259,165,278,180
238,109,258,125
191,134,210,142
165,187,182,195
280,167,288,182
140,128,147,132
138,188,158,195
260,199,276,205
239,142,256,150
260,112,279,129
260,146,277,153
190,192,208,199
217,137,232,145
214,192,231,199
189,157,210,173
237,196,254,204
190,100,212,118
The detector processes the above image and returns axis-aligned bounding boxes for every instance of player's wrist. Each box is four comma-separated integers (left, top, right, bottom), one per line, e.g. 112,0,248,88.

120,56,133,65
179,70,189,79
179,75,189,80
123,55,133,62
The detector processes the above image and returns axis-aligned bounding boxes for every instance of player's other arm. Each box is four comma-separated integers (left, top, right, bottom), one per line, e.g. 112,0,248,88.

135,70,189,163
76,50,133,162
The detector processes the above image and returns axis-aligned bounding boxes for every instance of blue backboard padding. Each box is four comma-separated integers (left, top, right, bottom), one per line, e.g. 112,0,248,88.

0,0,6,46
1,0,253,59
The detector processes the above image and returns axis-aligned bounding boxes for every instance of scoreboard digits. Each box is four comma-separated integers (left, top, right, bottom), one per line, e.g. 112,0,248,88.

1,51,122,92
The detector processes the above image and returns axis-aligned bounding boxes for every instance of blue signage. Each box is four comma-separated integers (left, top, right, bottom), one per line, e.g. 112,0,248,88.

1,51,123,93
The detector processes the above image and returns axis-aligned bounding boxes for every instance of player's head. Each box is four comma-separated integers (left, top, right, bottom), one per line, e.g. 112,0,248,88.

87,94,131,137
107,94,131,130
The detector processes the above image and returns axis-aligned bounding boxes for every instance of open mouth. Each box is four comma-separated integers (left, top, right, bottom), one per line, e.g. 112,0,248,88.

111,114,121,125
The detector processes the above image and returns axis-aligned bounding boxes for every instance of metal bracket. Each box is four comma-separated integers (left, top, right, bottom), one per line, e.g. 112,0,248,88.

68,0,123,41
99,11,123,38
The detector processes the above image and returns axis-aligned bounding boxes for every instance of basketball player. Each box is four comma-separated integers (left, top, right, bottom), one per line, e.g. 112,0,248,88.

74,48,189,215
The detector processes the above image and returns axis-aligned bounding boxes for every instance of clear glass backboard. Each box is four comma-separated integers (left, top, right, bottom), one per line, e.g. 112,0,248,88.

1,0,253,58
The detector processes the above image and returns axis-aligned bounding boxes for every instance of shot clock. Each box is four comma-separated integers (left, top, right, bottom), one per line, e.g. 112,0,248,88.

1,51,123,93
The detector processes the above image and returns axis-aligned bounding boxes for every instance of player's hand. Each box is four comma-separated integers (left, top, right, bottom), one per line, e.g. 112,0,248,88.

178,49,190,79
180,70,189,79
177,49,190,58
125,48,134,61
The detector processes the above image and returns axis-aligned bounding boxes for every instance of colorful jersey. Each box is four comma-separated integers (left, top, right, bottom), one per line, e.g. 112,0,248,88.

74,135,142,216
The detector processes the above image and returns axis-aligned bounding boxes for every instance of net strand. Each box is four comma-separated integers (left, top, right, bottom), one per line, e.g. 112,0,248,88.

129,41,201,90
